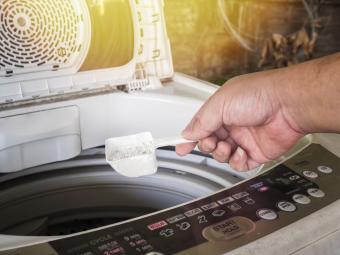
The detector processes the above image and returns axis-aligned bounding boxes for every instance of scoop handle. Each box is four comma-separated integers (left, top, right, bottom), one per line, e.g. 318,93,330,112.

154,136,196,148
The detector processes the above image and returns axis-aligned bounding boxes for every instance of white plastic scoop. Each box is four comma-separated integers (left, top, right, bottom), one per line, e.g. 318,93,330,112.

105,132,194,177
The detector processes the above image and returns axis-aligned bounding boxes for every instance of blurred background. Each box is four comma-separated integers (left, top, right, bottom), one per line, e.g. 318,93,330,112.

164,0,340,85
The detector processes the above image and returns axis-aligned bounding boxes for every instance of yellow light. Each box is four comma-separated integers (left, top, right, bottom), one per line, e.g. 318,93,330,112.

80,0,134,71
91,0,105,15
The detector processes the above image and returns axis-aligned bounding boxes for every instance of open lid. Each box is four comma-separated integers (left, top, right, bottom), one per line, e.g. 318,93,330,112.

0,0,173,104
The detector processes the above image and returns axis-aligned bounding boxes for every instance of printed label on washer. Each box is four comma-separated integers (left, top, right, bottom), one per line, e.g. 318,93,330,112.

201,202,219,211
184,208,203,217
232,192,249,200
147,221,168,231
218,196,235,205
166,214,186,224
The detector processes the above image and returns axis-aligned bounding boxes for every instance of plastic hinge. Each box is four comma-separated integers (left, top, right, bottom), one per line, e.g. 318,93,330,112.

126,78,150,92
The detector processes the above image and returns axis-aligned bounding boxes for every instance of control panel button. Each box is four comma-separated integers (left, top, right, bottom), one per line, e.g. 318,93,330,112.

256,209,278,220
317,165,333,174
166,214,186,224
277,201,296,212
184,208,203,218
303,170,318,179
202,216,255,241
201,202,219,211
243,197,255,205
218,196,234,205
227,203,242,212
232,192,249,200
147,220,168,231
293,194,311,204
307,188,325,198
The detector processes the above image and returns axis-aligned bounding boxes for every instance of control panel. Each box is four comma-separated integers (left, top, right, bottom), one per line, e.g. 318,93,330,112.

3,144,340,255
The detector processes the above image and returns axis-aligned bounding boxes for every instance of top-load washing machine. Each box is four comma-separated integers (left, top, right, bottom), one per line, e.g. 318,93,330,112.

1,1,340,255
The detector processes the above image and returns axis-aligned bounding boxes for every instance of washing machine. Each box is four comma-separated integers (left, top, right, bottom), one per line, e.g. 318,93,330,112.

1,0,340,255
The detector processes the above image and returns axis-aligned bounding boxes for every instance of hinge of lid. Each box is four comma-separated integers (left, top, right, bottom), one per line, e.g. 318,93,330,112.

124,63,163,92
126,79,150,92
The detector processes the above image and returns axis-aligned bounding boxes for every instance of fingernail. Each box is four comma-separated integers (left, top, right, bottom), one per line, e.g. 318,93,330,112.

234,147,244,161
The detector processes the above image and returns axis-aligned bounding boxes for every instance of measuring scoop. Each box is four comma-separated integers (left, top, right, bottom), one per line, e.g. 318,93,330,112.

105,132,194,177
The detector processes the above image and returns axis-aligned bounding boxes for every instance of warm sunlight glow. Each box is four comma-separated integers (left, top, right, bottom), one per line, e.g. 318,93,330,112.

80,0,134,71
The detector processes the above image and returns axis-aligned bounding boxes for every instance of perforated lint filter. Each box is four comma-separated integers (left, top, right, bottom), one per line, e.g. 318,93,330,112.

0,0,90,78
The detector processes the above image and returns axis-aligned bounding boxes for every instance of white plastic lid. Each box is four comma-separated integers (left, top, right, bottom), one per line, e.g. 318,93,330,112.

0,0,91,83
0,0,173,104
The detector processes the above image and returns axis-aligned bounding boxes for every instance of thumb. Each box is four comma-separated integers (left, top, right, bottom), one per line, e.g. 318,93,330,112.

182,92,224,140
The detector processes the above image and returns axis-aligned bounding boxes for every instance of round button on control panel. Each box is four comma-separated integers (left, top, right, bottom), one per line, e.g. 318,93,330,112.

277,201,297,212
303,170,318,179
257,209,278,220
317,165,333,174
202,216,256,242
293,194,311,204
307,188,325,198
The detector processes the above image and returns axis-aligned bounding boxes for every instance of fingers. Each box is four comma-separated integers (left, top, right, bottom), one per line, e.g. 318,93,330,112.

229,147,261,171
176,138,261,171
177,126,228,157
176,142,197,156
229,147,248,171
212,141,232,163
182,92,224,141
247,159,262,170
176,135,219,156
215,127,229,140
198,136,218,153
177,92,224,157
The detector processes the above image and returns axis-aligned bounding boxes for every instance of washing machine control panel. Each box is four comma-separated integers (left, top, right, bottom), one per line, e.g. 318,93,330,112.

7,144,340,255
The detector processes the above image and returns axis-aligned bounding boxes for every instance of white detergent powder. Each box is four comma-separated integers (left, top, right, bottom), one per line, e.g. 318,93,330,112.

105,132,158,177
105,132,193,177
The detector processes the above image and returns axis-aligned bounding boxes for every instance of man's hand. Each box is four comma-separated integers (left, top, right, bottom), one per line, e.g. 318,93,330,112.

177,54,340,170
177,53,340,171
176,72,304,171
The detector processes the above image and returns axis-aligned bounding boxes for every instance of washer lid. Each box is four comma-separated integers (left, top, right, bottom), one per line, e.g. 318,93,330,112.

0,0,91,82
0,0,173,104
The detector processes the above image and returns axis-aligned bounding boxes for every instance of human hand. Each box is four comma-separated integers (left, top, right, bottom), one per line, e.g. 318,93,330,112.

176,71,305,171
